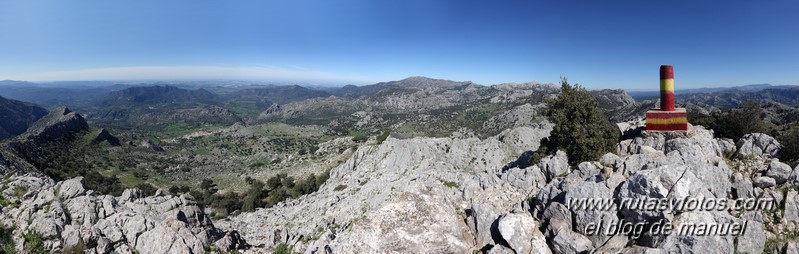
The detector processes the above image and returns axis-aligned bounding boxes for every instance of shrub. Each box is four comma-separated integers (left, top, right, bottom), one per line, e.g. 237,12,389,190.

779,124,799,165
242,180,265,212
315,169,330,188
376,131,390,144
266,175,283,190
135,183,157,196
273,243,291,254
200,179,218,195
444,181,459,188
710,101,766,141
168,185,190,196
351,131,368,143
1,223,15,254
23,230,45,254
544,78,619,164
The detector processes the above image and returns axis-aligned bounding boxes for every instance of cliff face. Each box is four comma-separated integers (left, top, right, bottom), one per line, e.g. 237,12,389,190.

0,95,48,140
20,107,89,143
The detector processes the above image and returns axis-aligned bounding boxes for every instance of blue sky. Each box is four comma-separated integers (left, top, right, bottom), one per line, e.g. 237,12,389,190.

0,0,797,89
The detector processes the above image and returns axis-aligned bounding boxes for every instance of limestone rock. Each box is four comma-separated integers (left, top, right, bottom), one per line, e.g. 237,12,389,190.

753,176,776,188
0,174,237,254
735,220,765,254
496,213,550,254
784,191,799,223
767,160,793,184
548,219,593,254
57,177,87,199
736,133,780,159
538,150,569,181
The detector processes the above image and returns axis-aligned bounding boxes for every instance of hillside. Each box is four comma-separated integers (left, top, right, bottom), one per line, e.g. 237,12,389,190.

0,96,48,140
259,76,558,138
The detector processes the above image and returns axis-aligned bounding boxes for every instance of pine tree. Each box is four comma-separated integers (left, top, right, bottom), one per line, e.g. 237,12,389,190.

545,77,619,164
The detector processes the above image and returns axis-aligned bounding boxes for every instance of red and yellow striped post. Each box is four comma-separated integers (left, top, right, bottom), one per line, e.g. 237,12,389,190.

646,65,688,131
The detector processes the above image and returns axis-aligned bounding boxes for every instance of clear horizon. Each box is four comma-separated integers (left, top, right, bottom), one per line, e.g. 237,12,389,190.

1,1,797,89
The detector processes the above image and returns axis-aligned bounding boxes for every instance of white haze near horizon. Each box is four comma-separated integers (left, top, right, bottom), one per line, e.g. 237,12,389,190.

3,66,379,87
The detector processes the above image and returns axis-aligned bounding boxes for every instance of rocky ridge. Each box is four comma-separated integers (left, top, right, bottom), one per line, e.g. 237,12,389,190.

0,175,245,253
218,120,797,253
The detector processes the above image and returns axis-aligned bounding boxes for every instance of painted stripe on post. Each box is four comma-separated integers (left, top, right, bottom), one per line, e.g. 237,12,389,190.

660,79,674,92
646,123,689,131
646,117,687,125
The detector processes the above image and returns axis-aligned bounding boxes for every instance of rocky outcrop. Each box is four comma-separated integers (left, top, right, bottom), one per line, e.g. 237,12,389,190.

736,133,781,159
591,89,657,123
90,128,121,146
0,175,243,253
259,104,283,119
17,107,89,144
141,140,165,152
218,121,790,253
217,124,554,253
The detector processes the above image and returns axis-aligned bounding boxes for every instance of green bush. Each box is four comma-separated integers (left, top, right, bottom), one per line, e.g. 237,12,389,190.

168,185,190,196
23,230,45,254
543,78,619,164
351,131,368,143
242,179,266,212
135,183,157,196
1,223,15,254
709,101,767,141
376,131,390,144
779,124,799,165
273,243,291,254
200,179,218,195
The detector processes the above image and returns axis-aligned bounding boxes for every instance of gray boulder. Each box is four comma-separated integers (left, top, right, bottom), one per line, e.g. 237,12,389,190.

547,219,593,254
57,177,87,199
736,133,780,159
496,213,550,254
767,160,793,184
753,176,776,188
735,220,766,254
660,211,736,253
563,180,616,247
731,172,755,199
538,150,569,181
784,191,799,223
717,138,736,157
617,165,702,223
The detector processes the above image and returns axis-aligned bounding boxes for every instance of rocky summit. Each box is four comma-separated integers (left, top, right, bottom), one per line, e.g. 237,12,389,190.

1,117,795,253
214,121,790,253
